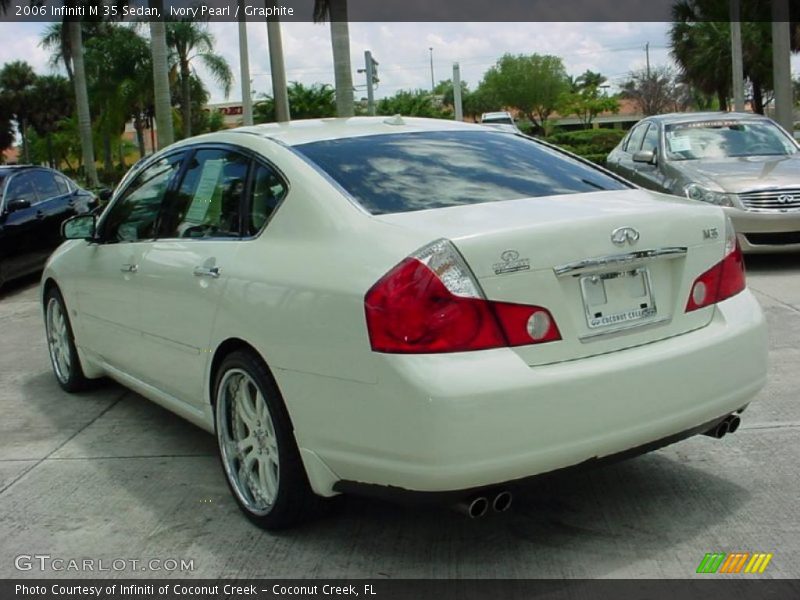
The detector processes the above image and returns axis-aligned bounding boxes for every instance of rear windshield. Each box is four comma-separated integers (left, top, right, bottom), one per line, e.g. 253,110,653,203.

294,130,630,215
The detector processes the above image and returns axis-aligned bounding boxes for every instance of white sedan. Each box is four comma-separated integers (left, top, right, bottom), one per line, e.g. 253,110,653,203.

42,117,768,529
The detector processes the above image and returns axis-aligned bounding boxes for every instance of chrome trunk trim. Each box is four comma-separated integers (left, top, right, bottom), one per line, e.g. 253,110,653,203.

554,247,688,277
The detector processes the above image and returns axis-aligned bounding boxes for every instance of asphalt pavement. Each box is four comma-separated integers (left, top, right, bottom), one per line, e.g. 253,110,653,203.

0,255,798,579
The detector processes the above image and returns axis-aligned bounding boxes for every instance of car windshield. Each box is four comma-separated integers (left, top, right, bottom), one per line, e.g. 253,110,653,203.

294,130,629,215
664,119,798,161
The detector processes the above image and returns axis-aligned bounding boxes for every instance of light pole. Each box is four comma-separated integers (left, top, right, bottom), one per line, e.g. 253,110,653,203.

429,47,435,91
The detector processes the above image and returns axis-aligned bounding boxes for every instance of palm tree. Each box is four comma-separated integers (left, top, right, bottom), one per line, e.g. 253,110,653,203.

0,61,36,163
85,25,153,166
238,0,253,126
67,20,99,187
313,0,354,117
28,75,73,168
166,21,233,138
266,18,290,122
670,0,800,114
149,4,174,150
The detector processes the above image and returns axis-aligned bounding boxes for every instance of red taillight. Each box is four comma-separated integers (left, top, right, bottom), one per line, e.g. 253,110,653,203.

365,240,560,354
686,223,746,312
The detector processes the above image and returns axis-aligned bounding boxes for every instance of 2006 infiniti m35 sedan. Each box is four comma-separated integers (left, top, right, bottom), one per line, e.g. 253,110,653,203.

42,117,767,529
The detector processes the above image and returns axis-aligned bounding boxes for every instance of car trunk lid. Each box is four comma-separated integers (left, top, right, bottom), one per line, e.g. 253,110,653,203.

376,190,728,365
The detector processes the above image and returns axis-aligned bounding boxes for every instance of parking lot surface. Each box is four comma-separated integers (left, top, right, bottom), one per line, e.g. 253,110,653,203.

0,256,798,579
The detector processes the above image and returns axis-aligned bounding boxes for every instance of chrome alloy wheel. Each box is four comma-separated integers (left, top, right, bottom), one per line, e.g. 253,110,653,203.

46,297,72,384
216,368,280,515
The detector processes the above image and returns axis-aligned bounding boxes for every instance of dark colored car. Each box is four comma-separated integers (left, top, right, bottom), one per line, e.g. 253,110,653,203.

0,166,97,288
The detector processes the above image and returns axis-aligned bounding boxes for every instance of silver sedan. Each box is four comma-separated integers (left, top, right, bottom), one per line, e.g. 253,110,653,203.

606,112,800,253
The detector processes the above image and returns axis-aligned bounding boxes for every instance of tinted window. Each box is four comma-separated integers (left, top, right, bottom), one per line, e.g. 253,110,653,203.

5,174,38,205
54,175,72,195
0,174,6,201
159,148,249,239
641,124,660,154
30,171,60,200
624,123,648,153
295,131,629,215
103,154,184,242
246,163,287,236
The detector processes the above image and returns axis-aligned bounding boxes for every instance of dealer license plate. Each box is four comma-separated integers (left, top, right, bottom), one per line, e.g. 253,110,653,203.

580,268,657,330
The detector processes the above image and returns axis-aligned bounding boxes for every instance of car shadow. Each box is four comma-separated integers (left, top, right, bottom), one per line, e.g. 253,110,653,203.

0,272,40,301
744,253,799,274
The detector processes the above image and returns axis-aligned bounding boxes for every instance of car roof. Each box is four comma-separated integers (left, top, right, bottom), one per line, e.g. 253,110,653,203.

644,111,773,125
178,116,488,148
0,165,37,175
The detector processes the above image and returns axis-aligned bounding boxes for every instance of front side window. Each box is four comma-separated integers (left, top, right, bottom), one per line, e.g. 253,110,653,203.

295,130,628,215
102,153,184,243
5,174,38,206
665,119,799,161
159,148,250,239
624,123,649,154
641,124,660,155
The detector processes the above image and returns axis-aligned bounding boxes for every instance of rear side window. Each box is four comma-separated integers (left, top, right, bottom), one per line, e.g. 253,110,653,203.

295,130,628,215
159,148,250,239
30,171,60,200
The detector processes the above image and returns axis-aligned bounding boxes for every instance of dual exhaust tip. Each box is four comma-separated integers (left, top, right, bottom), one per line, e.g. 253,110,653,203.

704,413,742,439
455,490,513,519
455,413,743,518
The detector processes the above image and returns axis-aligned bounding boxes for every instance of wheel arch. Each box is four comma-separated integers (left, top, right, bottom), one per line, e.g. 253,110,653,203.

208,337,272,406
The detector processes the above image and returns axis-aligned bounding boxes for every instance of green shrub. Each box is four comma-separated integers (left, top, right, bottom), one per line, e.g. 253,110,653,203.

543,128,625,166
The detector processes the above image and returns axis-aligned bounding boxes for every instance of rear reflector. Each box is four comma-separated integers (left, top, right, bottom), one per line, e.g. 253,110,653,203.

686,218,746,312
365,239,560,353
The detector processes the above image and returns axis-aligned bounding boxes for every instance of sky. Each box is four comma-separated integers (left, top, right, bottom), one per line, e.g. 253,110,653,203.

0,21,797,106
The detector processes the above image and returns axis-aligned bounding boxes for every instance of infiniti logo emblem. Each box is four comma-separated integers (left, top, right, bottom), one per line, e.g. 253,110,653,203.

777,194,795,204
611,226,640,246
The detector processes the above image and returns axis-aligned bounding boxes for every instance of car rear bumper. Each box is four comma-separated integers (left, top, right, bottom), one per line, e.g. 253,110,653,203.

726,208,800,253
280,290,767,495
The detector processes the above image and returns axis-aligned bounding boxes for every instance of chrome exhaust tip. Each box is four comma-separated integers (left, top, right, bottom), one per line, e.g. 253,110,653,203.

454,496,489,519
492,491,513,513
727,414,741,434
704,419,730,439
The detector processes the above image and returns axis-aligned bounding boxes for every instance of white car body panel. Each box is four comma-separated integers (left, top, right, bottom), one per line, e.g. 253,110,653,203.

42,118,768,499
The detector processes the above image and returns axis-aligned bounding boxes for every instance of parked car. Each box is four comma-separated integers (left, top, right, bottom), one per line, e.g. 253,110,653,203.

606,112,800,253
0,166,98,289
480,111,521,134
43,118,767,529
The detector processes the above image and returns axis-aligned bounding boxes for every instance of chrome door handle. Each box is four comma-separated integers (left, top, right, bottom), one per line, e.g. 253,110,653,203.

120,263,138,273
193,266,220,278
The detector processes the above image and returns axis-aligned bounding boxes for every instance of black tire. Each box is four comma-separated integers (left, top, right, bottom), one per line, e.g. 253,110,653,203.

44,286,89,393
213,350,317,530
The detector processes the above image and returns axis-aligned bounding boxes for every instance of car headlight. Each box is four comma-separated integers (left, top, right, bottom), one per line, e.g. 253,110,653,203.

684,183,735,207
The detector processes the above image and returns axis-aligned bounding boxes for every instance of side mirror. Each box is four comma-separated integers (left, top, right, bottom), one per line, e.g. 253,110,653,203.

62,214,97,241
6,198,31,213
633,150,656,165
98,188,113,202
